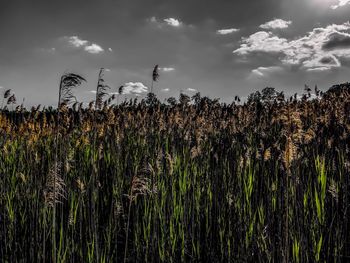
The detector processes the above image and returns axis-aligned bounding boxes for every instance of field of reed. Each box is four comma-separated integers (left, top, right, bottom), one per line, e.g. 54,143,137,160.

0,75,349,262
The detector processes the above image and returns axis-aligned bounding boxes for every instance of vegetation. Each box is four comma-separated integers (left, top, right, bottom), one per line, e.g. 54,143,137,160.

0,76,349,262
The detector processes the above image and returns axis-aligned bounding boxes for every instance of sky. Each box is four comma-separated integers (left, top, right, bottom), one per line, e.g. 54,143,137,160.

0,0,350,106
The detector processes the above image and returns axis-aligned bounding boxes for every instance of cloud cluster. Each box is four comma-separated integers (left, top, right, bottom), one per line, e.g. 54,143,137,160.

120,82,148,95
234,31,287,55
331,0,350,9
234,22,350,71
217,28,240,35
65,36,104,54
259,19,292,30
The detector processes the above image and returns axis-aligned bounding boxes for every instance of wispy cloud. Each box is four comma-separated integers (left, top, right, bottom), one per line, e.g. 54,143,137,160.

40,47,56,53
306,67,332,72
250,66,283,77
259,19,292,30
160,67,175,72
149,16,157,23
187,88,197,92
64,36,104,54
251,69,264,77
217,28,240,35
164,18,181,27
331,0,350,9
149,17,184,29
161,88,170,92
234,22,350,71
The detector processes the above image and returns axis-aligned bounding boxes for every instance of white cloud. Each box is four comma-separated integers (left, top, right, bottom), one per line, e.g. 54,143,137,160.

0,86,3,89
251,69,264,77
67,36,89,47
149,17,184,28
233,31,288,55
250,66,283,77
120,82,148,95
90,90,97,94
294,94,318,101
164,18,181,27
187,88,197,92
217,28,240,35
259,19,292,30
234,22,350,71
108,47,113,52
331,0,350,9
64,36,104,54
161,88,170,92
306,67,331,72
84,44,104,54
160,67,175,72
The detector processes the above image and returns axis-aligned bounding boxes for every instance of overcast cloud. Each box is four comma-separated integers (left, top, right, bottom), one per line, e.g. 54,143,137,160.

0,0,350,106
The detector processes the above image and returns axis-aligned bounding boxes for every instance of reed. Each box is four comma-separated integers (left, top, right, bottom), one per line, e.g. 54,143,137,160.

0,82,349,262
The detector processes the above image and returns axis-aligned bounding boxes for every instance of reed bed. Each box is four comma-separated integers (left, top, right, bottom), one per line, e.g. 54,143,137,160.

0,84,349,262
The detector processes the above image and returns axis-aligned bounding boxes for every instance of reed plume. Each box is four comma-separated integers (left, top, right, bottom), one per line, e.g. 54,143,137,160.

124,170,157,263
95,68,111,110
58,73,86,108
44,162,66,208
151,64,160,94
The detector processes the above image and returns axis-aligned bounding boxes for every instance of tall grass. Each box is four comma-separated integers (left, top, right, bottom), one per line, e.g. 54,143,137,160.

0,82,349,262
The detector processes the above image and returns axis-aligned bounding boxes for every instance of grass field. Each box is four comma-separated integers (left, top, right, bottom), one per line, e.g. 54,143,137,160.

0,80,349,262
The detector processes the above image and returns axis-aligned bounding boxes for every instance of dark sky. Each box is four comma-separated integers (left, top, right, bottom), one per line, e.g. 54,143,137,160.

1,0,350,106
